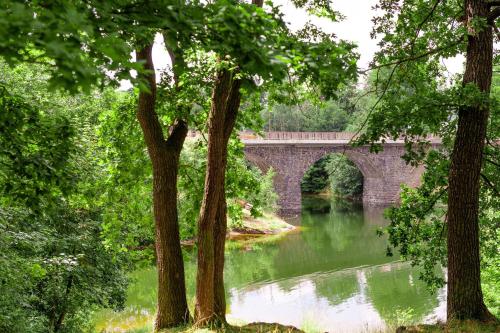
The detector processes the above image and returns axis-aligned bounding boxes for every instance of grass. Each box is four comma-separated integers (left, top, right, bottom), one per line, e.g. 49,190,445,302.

230,211,296,235
155,322,303,333
100,318,500,333
397,320,500,333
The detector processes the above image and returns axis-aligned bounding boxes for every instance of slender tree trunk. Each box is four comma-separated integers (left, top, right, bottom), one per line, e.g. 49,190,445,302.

195,68,241,326
212,76,242,319
446,0,495,321
52,275,73,332
213,148,229,319
195,1,262,325
136,43,190,330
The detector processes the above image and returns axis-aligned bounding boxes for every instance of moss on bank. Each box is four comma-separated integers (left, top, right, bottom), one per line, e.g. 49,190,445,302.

230,211,295,236
397,320,499,333
155,323,303,333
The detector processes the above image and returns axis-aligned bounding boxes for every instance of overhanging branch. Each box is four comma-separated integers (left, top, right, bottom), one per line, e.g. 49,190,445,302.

487,0,500,8
481,173,500,196
360,38,464,74
488,7,500,24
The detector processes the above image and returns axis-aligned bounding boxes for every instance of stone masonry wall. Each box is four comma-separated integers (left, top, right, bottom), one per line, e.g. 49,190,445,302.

244,142,434,215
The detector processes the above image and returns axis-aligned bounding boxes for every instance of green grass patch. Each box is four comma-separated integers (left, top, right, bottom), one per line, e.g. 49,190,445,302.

397,320,499,333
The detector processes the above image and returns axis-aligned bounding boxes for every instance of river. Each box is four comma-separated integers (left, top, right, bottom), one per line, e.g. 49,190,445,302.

95,196,446,333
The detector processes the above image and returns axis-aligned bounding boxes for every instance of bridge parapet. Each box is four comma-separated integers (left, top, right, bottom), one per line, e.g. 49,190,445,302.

240,131,441,143
239,131,356,141
262,131,357,140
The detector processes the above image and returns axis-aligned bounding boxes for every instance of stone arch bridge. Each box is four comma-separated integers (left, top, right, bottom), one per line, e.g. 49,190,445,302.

241,132,441,215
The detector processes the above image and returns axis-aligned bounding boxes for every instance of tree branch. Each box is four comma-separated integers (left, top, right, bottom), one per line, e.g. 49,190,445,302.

481,173,500,196
410,0,443,55
360,38,464,73
223,74,242,142
487,0,500,8
166,120,188,152
488,7,500,24
484,157,500,168
136,43,166,150
349,62,400,145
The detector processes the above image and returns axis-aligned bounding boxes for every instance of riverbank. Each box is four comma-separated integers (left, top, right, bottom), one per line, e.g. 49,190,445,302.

166,322,303,333
397,320,499,333
181,211,296,246
230,211,295,236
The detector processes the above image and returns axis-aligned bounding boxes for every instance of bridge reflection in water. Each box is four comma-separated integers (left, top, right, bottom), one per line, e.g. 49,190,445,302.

225,197,446,332
93,197,446,333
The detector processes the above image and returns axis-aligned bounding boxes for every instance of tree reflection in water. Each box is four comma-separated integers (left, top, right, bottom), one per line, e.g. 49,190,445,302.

95,196,445,332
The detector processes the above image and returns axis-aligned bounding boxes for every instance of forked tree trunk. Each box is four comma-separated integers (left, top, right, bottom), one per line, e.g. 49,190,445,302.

195,69,241,326
136,43,190,330
446,0,495,321
195,1,262,325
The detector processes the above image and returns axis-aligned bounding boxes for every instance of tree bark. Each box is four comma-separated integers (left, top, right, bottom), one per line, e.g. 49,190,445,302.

194,68,241,326
136,43,190,330
195,1,262,325
213,73,242,319
446,0,495,321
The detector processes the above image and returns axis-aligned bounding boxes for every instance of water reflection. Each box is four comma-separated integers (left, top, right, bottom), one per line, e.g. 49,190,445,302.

226,197,445,331
95,197,446,332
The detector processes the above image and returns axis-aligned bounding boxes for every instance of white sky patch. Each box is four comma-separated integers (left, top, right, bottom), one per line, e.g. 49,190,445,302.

119,1,466,90
274,0,381,71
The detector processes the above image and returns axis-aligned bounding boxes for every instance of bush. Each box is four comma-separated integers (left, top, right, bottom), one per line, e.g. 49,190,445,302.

326,154,363,199
301,156,332,193
0,86,128,332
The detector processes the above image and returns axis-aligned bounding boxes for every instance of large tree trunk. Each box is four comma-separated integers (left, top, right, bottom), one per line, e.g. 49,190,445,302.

195,1,262,325
136,43,190,330
446,0,494,321
195,69,241,326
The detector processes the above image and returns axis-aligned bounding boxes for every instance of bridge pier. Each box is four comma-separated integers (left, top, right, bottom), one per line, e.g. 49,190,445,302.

274,173,303,215
243,133,435,216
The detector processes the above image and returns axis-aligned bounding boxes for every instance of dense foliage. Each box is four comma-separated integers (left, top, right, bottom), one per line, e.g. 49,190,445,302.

0,57,281,330
326,155,363,199
0,78,128,332
1,0,498,329
358,0,499,319
97,91,280,247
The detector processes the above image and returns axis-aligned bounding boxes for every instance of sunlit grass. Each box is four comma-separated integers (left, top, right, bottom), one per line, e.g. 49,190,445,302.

396,320,499,333
112,322,304,333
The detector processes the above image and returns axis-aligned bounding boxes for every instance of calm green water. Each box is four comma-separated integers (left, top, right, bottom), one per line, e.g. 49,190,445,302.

95,196,445,332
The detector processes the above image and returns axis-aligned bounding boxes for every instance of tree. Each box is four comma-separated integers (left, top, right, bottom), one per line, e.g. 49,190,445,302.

0,71,129,332
446,0,495,320
326,155,363,199
1,1,201,328
135,42,190,328
0,0,147,92
193,0,358,325
358,0,500,322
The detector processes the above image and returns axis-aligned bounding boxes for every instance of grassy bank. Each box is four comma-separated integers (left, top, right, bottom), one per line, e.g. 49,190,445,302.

158,323,303,333
230,211,295,236
397,320,499,333
180,211,295,247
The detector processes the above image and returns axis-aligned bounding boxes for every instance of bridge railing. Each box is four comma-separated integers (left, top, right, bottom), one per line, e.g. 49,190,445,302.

264,131,356,140
239,131,444,143
239,131,357,140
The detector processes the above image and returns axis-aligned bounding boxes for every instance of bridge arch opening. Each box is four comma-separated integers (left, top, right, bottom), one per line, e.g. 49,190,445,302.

301,152,364,202
243,135,422,214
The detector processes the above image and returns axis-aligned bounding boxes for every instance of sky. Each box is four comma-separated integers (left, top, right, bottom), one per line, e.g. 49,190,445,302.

149,0,383,75
274,0,381,71
121,0,465,89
